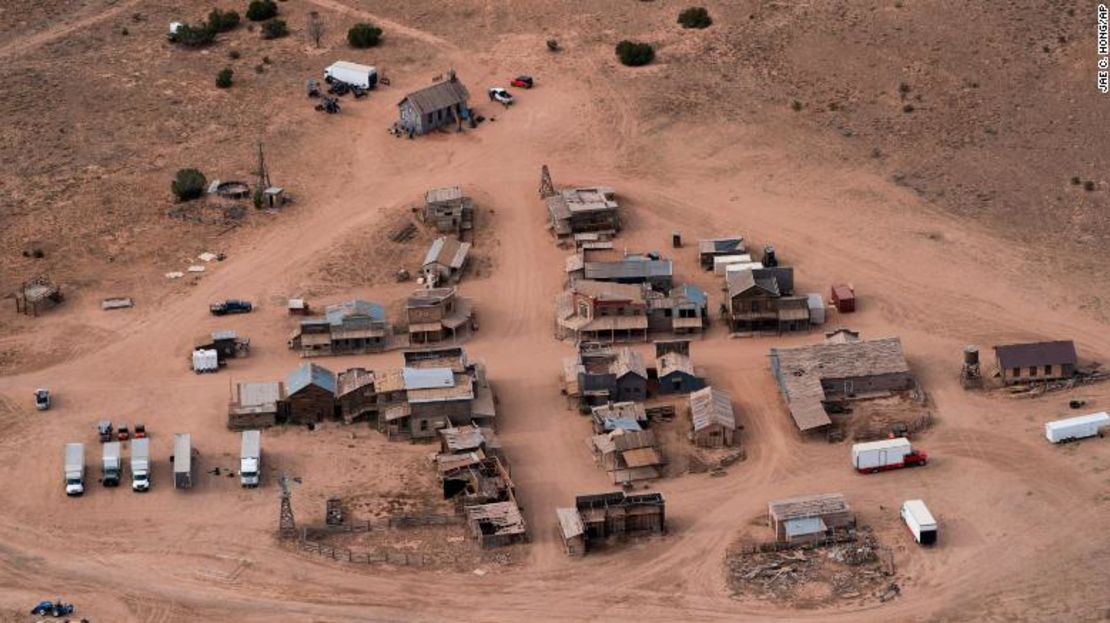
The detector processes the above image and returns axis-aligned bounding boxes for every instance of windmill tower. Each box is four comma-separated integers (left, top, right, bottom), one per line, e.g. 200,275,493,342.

256,142,272,191
278,473,297,539
539,164,556,199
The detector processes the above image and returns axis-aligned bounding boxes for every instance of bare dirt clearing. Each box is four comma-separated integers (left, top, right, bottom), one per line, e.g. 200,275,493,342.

1,0,1109,622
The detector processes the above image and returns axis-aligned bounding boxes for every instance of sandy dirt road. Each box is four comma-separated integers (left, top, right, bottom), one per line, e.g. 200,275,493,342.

1,2,1109,621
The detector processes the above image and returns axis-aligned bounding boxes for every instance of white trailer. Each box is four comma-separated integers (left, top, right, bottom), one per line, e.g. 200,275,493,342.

851,437,928,473
192,348,218,373
131,438,151,492
1044,412,1109,443
240,430,261,488
713,254,753,275
174,433,192,489
64,443,85,496
901,499,937,545
323,61,378,89
806,293,826,325
102,441,123,487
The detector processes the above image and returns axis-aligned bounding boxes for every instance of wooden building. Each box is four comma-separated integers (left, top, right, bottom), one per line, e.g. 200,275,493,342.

335,367,381,424
288,300,390,356
769,336,914,433
422,237,471,286
556,280,650,343
465,501,527,549
655,351,706,395
228,381,285,430
993,340,1078,386
590,401,647,434
589,429,664,484
689,387,736,447
726,268,808,333
285,363,337,424
584,257,674,293
405,287,473,344
545,186,621,237
574,491,666,547
768,493,855,544
557,507,587,556
397,72,470,135
424,186,473,233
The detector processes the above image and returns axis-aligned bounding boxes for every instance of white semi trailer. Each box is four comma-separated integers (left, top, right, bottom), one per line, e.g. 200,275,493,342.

131,438,151,492
64,443,85,496
240,430,261,488
1044,412,1109,443
174,433,192,489
323,61,378,89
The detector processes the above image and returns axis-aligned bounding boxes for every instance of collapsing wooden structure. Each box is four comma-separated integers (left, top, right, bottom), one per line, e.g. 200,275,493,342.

13,276,63,316
768,493,855,544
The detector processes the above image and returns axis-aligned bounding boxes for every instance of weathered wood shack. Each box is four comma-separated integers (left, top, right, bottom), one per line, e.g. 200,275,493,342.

397,72,470,135
689,386,736,447
768,493,855,544
575,491,665,544
424,186,473,233
993,340,1077,386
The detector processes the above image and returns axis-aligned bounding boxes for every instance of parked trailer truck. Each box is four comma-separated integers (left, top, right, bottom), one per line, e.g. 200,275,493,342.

102,441,123,486
901,499,938,545
1044,412,1109,444
173,433,192,489
131,438,151,492
240,430,261,488
323,61,378,89
64,443,85,496
851,438,927,473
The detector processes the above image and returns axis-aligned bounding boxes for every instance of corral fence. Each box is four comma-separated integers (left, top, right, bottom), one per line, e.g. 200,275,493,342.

295,512,466,568
297,538,430,567
304,512,463,537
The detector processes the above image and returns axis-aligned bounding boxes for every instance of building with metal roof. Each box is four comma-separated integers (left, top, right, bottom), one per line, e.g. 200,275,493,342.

584,257,674,292
993,340,1078,386
768,336,914,432
289,299,391,356
422,237,471,286
397,72,471,135
689,387,736,447
768,493,854,544
545,187,621,236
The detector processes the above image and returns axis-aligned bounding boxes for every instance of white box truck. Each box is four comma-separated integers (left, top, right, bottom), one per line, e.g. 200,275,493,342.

240,430,261,488
901,499,937,545
192,348,218,373
131,438,151,492
324,61,378,89
174,433,192,489
851,437,928,473
1044,412,1109,443
64,443,85,496
102,441,123,487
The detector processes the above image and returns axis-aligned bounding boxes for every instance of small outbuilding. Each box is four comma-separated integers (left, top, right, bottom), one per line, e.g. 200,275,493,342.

689,387,736,447
768,493,855,544
423,237,471,286
228,381,285,430
831,284,855,313
424,186,474,233
655,351,706,395
285,363,337,424
556,507,587,556
698,236,746,270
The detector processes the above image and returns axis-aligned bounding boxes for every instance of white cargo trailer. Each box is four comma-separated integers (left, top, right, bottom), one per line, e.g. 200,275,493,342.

851,437,928,473
173,433,192,489
323,61,378,89
1044,412,1109,443
131,438,151,492
102,441,123,487
901,499,937,545
64,443,85,496
192,348,218,373
240,430,261,488
713,254,753,275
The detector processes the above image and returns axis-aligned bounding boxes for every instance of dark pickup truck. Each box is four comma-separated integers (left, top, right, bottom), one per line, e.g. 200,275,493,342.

209,300,253,316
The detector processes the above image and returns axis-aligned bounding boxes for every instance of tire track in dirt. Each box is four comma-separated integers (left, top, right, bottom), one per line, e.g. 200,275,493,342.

0,0,143,61
305,0,456,52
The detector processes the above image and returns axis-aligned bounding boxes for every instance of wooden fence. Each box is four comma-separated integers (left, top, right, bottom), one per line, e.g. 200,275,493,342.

295,512,466,568
297,538,430,567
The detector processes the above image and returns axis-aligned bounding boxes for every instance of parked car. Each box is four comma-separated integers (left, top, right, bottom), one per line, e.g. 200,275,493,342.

34,388,50,411
97,420,113,443
209,299,253,316
488,87,514,106
510,75,534,88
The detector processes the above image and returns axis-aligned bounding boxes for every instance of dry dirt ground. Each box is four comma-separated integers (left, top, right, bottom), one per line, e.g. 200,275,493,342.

2,0,1110,621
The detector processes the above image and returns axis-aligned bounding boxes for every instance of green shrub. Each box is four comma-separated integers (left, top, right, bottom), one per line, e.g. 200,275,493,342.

174,23,216,47
208,9,241,32
216,68,234,88
171,169,207,202
246,0,278,21
678,7,712,29
615,40,654,66
261,18,288,39
347,22,382,48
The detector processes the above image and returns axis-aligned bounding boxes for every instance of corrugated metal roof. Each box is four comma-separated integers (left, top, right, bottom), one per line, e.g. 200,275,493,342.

287,363,337,395
784,516,827,538
399,77,470,115
993,340,1077,369
402,366,456,390
680,284,707,306
211,330,237,341
698,237,745,254
423,237,470,269
689,387,735,432
556,507,585,539
325,300,385,325
238,381,282,407
426,186,464,204
584,259,673,281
